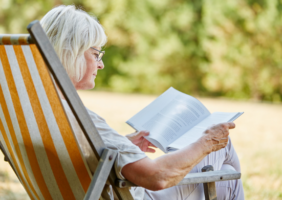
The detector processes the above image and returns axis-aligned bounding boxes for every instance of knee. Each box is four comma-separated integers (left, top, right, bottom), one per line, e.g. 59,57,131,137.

216,179,244,200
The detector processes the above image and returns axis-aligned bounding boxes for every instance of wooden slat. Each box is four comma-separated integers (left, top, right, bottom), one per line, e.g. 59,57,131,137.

0,34,34,45
178,170,241,185
115,170,241,188
84,149,117,200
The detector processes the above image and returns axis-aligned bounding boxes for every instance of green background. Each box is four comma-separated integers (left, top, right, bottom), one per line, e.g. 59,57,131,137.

1,0,282,101
1,1,282,199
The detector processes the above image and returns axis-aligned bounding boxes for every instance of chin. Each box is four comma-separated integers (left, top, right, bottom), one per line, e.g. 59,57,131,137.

89,82,95,89
75,81,95,90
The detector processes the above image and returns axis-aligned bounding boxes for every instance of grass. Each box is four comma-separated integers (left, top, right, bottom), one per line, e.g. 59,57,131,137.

0,170,9,182
241,150,282,199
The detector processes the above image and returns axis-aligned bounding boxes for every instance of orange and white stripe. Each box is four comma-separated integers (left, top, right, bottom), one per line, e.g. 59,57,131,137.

0,34,31,45
0,35,92,200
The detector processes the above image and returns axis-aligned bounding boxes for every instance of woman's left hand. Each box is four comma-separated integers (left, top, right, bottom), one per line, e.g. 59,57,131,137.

126,131,157,153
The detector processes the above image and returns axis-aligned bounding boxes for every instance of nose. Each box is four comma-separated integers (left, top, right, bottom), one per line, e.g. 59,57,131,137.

98,60,104,69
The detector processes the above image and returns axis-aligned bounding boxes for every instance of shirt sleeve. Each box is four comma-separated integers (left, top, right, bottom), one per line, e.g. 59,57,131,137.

85,108,147,180
61,99,147,180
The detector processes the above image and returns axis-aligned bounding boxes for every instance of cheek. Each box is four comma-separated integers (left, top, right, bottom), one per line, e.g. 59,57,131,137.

85,58,96,72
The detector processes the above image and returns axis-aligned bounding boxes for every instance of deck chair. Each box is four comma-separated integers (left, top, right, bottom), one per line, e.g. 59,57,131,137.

0,20,241,200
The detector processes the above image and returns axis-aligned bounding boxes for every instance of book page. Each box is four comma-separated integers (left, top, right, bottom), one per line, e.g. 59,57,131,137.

168,112,244,151
126,87,210,152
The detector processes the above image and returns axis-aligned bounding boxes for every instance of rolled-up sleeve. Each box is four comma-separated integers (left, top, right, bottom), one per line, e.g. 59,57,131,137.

87,109,147,180
62,99,147,180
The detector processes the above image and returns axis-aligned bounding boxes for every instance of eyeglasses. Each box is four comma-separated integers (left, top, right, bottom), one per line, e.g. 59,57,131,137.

90,47,105,62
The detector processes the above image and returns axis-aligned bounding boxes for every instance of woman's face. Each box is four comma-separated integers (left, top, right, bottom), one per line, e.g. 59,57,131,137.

72,47,104,90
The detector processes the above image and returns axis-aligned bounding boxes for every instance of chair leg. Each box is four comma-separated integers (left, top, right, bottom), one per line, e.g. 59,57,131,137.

202,165,217,200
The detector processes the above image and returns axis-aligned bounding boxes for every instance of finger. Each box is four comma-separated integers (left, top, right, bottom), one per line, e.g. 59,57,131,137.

218,137,228,144
218,138,228,146
221,124,229,138
136,139,154,149
213,143,227,151
217,124,230,137
130,138,143,145
227,122,236,129
148,143,157,148
212,122,235,130
220,128,225,138
219,128,229,138
211,137,228,145
137,130,150,138
143,139,150,145
131,131,149,142
221,122,235,129
141,139,150,152
145,148,156,153
223,128,230,137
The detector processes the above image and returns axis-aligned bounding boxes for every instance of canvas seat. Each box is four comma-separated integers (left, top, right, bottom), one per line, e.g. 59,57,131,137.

0,21,241,200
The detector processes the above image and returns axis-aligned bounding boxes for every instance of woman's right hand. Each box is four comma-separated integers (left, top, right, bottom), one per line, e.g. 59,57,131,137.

202,122,235,153
126,131,157,153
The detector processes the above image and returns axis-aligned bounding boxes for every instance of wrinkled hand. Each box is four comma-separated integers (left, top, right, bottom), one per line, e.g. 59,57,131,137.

126,131,157,153
203,122,235,153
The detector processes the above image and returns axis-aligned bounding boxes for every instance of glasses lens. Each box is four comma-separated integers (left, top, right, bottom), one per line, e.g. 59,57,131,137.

98,51,105,61
91,47,104,61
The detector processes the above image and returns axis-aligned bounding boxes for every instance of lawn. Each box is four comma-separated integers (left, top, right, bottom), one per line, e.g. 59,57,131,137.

1,91,282,199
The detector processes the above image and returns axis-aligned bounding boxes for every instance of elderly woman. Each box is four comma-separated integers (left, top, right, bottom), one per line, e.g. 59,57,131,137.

40,5,244,200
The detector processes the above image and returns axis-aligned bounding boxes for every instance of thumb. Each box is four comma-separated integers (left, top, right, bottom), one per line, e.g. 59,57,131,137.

137,130,150,138
227,122,236,129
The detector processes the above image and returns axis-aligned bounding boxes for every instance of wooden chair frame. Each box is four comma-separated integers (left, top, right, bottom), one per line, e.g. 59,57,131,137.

0,21,241,200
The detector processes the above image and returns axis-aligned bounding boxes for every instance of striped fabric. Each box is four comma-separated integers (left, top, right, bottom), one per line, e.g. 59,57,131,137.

0,34,32,45
0,36,93,200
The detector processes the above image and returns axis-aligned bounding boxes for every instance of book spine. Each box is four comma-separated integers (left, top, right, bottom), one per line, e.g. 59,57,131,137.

126,121,138,131
229,112,243,122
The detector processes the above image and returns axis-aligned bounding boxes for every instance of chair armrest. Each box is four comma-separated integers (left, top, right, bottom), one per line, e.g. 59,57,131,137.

115,170,241,188
177,170,241,185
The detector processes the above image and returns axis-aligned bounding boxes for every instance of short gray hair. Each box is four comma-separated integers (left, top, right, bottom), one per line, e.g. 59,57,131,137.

40,5,107,82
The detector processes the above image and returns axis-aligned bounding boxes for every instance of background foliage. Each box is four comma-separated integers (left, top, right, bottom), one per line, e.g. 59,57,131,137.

1,1,282,199
1,0,282,101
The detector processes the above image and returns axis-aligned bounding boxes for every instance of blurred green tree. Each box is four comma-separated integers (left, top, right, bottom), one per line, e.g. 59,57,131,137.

1,0,282,102
90,0,210,95
203,0,282,101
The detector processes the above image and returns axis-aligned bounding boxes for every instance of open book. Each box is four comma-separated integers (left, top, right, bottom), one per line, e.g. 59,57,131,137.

126,87,243,153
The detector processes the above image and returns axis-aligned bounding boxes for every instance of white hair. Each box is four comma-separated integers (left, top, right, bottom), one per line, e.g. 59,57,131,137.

40,5,107,82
